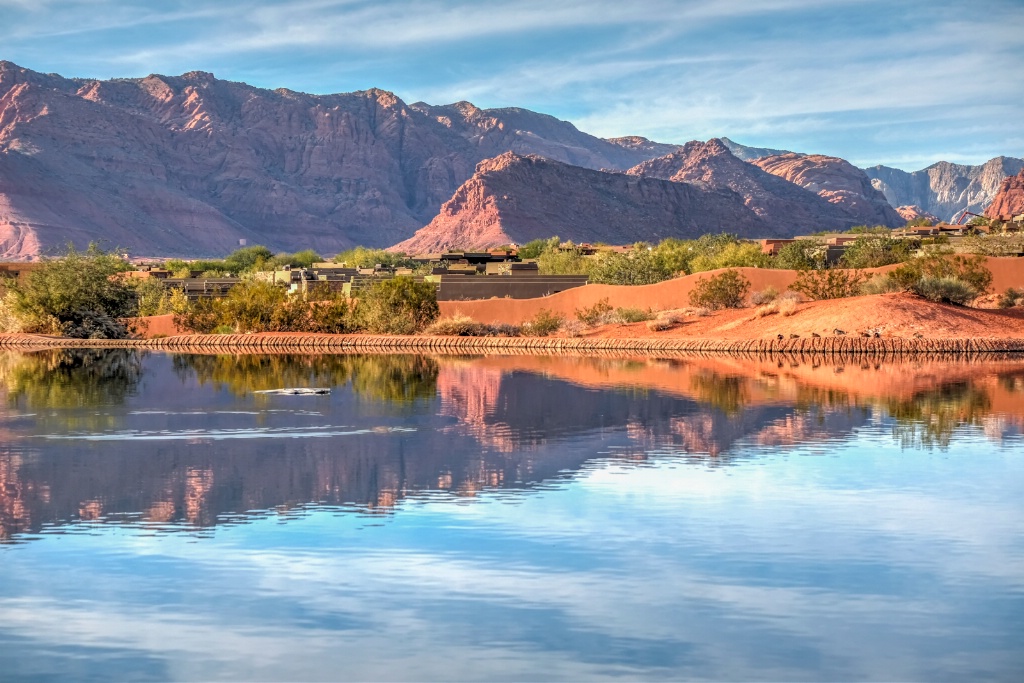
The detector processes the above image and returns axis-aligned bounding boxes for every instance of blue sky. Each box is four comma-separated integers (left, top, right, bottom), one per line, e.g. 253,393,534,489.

2,0,1022,170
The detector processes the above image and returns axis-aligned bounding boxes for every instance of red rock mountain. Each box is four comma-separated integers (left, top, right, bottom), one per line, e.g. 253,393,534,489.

984,168,1024,219
751,153,903,227
895,205,941,224
626,139,901,234
392,152,767,253
0,62,668,259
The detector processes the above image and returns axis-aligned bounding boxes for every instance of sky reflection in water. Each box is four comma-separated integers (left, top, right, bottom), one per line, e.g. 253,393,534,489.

0,349,1022,681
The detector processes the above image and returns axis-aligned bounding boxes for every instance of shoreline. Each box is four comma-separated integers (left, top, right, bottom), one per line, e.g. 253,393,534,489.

3,332,1024,356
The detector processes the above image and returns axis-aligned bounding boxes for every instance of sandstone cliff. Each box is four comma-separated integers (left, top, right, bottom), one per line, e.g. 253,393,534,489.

752,153,903,227
895,205,941,224
984,168,1024,219
865,157,1024,222
626,139,897,234
392,152,767,253
0,62,677,259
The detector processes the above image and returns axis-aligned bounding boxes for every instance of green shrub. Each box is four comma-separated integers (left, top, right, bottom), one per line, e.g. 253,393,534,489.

426,313,489,336
10,243,136,338
575,298,613,325
998,287,1024,309
890,253,992,294
773,239,827,271
589,248,673,285
688,270,750,310
839,234,913,269
791,268,865,300
523,309,564,336
749,286,779,306
614,307,655,323
860,274,903,295
911,277,978,306
355,277,439,334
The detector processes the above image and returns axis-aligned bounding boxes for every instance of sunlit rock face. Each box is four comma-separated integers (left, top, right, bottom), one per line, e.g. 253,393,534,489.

393,151,767,252
626,140,900,234
865,156,1024,222
985,168,1024,219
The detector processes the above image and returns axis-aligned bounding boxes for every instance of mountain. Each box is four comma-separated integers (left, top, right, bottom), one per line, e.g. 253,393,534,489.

751,153,903,227
984,168,1024,219
605,136,682,160
864,157,1024,222
625,139,901,233
894,205,941,224
392,152,767,253
719,137,791,161
0,62,673,259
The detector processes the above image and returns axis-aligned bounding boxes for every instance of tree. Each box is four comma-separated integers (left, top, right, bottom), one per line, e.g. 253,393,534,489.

589,246,673,285
355,277,439,334
10,243,136,338
839,234,913,269
773,239,827,271
688,270,750,309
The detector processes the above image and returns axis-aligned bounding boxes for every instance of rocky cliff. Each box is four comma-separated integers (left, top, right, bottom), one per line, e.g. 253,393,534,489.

751,153,903,227
626,139,898,234
719,137,791,161
0,62,674,259
865,157,1024,222
984,168,1024,219
392,152,766,253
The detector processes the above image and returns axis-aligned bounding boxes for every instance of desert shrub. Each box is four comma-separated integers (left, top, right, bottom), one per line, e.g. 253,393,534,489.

998,287,1024,309
689,307,712,317
589,247,673,285
537,242,593,276
778,298,798,316
306,297,353,334
575,298,613,325
218,279,290,332
791,268,865,300
911,277,978,306
174,297,222,333
860,274,903,295
689,241,770,273
688,269,750,310
523,309,564,336
9,243,136,338
839,234,912,269
355,277,439,334
561,319,587,337
658,311,684,325
0,292,23,332
773,239,827,271
890,254,992,294
488,323,523,337
750,286,779,306
426,313,488,336
333,246,415,270
614,307,655,323
647,318,673,332
753,301,779,318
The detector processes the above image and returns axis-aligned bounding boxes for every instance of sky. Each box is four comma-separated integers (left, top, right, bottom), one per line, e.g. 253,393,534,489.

1,0,1023,171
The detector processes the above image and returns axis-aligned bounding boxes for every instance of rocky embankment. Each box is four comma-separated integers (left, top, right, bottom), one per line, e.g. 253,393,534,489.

985,168,1024,219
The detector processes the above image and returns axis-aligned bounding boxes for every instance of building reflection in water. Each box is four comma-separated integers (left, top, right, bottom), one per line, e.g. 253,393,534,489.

1,349,1022,542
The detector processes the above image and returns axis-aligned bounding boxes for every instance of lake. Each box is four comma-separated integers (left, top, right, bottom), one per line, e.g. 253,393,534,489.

1,349,1023,681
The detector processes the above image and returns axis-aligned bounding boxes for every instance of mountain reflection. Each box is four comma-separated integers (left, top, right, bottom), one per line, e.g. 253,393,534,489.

1,350,1022,542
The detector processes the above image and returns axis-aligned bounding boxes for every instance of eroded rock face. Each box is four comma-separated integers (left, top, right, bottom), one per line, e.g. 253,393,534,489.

895,205,941,224
865,157,1024,222
0,62,675,259
984,168,1024,219
625,139,897,234
752,153,903,227
392,152,766,253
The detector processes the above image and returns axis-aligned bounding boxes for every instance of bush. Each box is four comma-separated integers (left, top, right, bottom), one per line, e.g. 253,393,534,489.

791,268,865,300
10,243,136,338
911,277,978,306
647,318,673,332
589,248,673,285
426,313,488,336
860,274,902,295
998,287,1024,309
753,301,779,318
575,298,613,325
355,277,439,334
750,286,779,306
613,307,655,323
688,270,750,310
523,309,564,336
778,298,798,316
839,234,912,269
891,254,992,294
773,239,827,271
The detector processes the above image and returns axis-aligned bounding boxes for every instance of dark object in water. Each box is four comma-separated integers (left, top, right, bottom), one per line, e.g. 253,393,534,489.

254,388,331,396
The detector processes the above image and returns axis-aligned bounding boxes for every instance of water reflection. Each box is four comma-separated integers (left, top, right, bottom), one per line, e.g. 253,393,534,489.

0,351,1022,544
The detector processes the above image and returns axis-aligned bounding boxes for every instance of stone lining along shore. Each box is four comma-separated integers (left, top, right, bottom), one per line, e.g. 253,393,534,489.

2,333,1024,358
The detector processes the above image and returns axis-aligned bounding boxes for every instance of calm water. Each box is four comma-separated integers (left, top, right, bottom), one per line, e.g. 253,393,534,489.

1,349,1023,681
